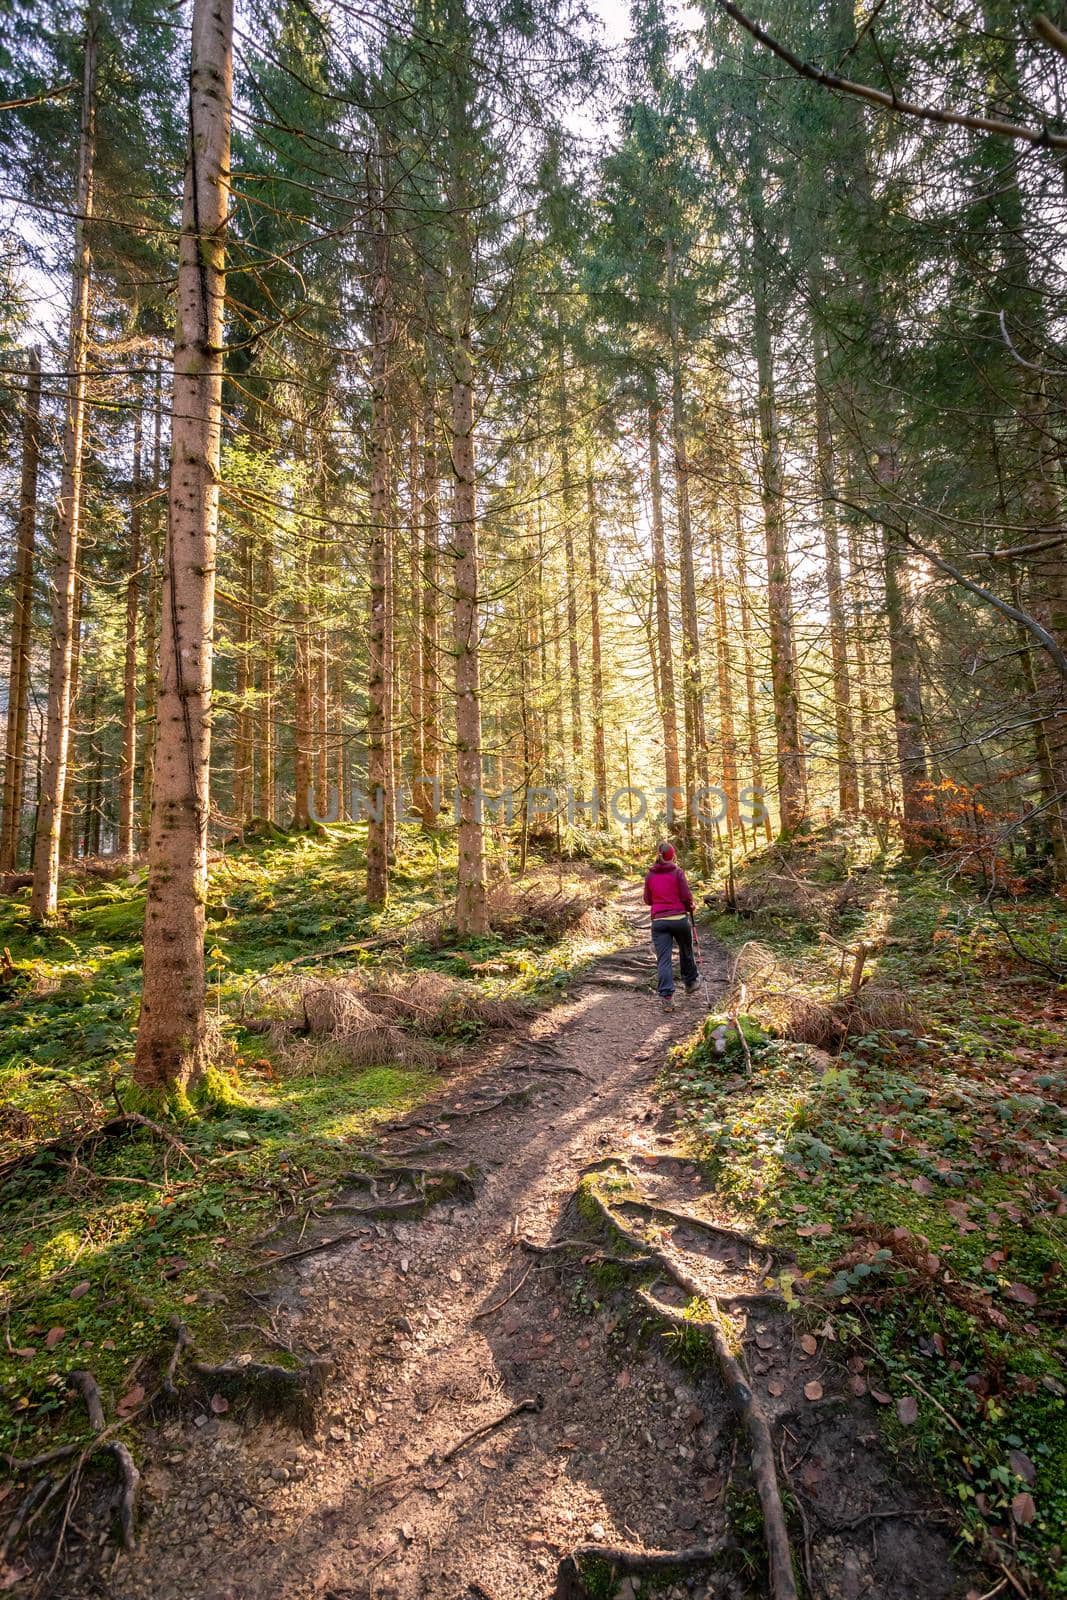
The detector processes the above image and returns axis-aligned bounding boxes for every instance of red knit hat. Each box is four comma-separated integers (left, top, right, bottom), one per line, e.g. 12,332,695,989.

657,842,676,862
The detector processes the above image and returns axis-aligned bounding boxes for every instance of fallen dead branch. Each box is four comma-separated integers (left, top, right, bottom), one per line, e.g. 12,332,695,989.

472,1263,535,1320
555,1540,725,1599
0,1110,198,1189
434,1395,544,1465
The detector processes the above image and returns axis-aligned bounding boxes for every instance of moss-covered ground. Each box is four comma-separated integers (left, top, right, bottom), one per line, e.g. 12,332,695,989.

0,823,628,1463
666,823,1067,1594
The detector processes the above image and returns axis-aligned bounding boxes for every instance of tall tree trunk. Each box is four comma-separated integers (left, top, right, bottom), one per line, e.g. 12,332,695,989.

813,328,859,814
557,324,584,780
365,144,393,906
140,361,164,839
710,520,741,841
751,277,806,832
31,21,96,919
667,240,710,851
292,546,313,830
733,487,773,843
843,518,881,818
232,534,253,822
255,539,275,820
1,346,42,873
876,445,928,831
313,495,330,819
648,403,682,822
60,580,84,864
408,412,425,818
415,387,440,827
134,0,233,1092
585,461,608,813
118,399,143,857
449,0,488,935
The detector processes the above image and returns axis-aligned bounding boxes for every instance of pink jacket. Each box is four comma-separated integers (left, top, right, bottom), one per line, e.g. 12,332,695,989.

643,861,694,921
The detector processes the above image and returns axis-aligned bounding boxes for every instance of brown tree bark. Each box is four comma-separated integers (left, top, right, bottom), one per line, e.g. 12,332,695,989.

415,387,441,827
1,347,42,873
134,0,233,1092
118,401,143,857
843,517,882,818
255,539,275,821
648,403,683,824
31,21,96,919
585,462,608,813
710,520,741,841
813,329,859,814
876,445,928,832
365,143,394,906
232,535,253,823
557,326,584,781
750,214,807,834
448,0,488,935
733,487,773,842
140,362,164,839
667,240,711,852
291,545,313,830
59,578,83,864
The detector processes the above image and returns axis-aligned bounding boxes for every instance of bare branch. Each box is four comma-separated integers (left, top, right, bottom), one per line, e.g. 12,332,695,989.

1035,13,1067,61
712,0,1067,150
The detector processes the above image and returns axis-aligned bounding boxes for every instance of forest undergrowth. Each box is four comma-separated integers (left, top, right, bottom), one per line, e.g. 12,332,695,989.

0,822,628,1471
667,820,1067,1594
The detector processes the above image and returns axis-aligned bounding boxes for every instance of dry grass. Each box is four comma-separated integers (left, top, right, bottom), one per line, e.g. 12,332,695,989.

405,880,609,950
255,968,527,1075
728,939,919,1049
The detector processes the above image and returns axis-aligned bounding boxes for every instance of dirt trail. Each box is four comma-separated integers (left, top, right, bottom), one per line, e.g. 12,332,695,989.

105,887,966,1600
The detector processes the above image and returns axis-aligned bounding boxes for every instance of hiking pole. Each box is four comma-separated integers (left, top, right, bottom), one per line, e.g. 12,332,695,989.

690,914,712,1009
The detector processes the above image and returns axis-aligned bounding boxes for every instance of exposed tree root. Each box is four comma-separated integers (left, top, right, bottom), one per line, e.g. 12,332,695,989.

163,1320,192,1397
342,1157,479,1196
68,1370,106,1433
616,1196,774,1260
0,1111,197,1189
580,1172,799,1600
103,1442,140,1550
555,1540,726,1599
189,1355,333,1434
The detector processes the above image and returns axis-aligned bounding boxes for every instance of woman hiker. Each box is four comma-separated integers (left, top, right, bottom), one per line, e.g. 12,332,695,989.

643,841,701,1012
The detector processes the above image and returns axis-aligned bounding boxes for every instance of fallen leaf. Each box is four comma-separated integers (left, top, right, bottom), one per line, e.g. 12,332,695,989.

13,1348,35,1359
897,1395,918,1425
799,1333,817,1356
1011,1492,1036,1526
803,1381,823,1402
796,1223,832,1237
209,1393,229,1415
615,1368,631,1389
44,1327,65,1350
1006,1282,1037,1307
767,1380,784,1397
911,1176,935,1196
870,1389,892,1406
116,1383,145,1414
70,1281,91,1300
849,1376,868,1397
1008,1450,1036,1485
